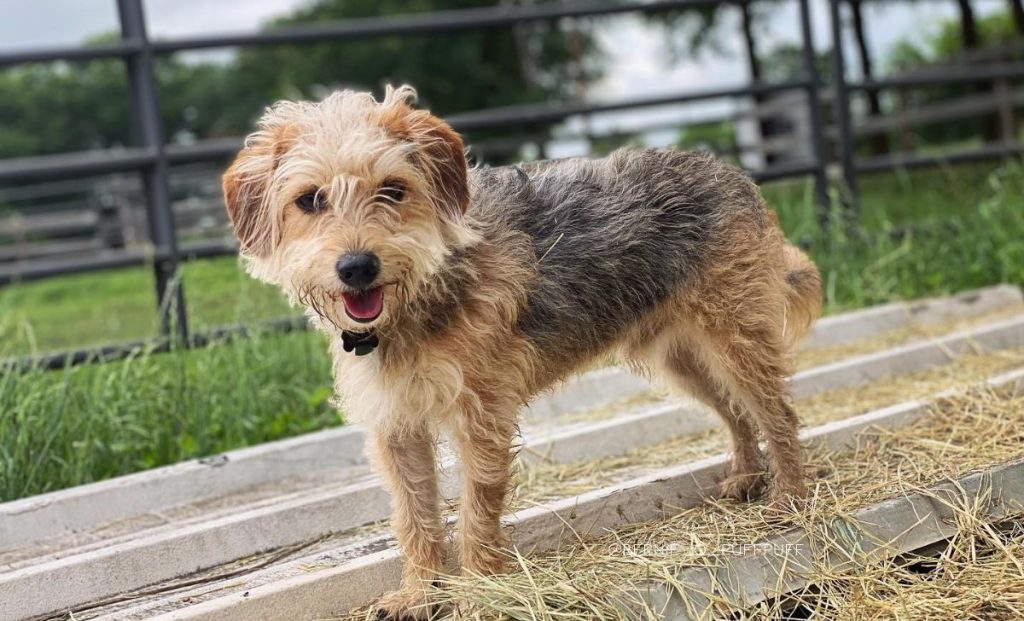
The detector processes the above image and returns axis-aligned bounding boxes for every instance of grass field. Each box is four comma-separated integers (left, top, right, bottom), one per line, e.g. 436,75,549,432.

1,160,1022,501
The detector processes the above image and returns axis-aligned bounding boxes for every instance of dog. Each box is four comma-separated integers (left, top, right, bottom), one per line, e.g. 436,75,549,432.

222,85,822,619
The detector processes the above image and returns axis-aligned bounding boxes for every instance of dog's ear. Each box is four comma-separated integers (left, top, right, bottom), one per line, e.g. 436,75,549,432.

222,123,296,256
380,97,469,219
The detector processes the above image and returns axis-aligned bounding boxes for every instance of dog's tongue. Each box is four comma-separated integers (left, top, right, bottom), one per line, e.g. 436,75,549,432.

342,287,384,321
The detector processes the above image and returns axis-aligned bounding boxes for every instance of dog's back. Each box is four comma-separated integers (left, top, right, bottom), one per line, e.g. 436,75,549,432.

469,148,803,365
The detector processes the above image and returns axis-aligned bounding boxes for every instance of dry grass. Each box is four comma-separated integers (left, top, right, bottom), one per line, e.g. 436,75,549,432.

742,518,1024,620
333,368,1024,620
800,346,1024,426
432,383,1024,621
796,303,1024,370
514,347,1024,507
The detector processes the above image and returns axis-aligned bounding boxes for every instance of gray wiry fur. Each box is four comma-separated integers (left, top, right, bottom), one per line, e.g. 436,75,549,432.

461,148,764,365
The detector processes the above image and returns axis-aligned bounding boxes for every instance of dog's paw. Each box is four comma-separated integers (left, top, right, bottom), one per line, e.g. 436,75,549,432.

460,536,512,577
374,588,436,621
767,484,806,512
717,471,765,502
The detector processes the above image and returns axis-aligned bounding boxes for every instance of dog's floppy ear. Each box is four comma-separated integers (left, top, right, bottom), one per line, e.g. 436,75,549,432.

380,89,469,219
222,123,296,256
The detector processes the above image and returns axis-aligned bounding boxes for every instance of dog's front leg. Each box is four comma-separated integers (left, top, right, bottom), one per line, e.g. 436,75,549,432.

452,399,517,576
369,425,444,620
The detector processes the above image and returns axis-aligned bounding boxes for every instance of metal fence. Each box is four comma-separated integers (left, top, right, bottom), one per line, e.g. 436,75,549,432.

0,0,1022,371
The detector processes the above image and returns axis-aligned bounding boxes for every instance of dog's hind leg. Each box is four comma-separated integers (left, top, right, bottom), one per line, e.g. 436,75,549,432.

687,322,807,508
657,344,766,501
368,425,445,620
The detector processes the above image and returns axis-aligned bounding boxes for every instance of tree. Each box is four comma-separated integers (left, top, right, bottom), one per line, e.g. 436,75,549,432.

1011,0,1024,34
885,8,1020,147
739,3,761,81
957,0,980,49
0,61,132,159
0,0,601,159
209,0,602,142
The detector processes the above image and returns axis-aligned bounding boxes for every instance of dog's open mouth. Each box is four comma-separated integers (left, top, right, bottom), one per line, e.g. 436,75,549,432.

341,287,384,323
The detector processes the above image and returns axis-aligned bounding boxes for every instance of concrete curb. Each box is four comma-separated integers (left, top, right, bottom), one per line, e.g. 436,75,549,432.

803,283,1022,349
124,370,1024,621
0,426,367,551
791,314,1024,399
0,365,647,555
641,458,1024,619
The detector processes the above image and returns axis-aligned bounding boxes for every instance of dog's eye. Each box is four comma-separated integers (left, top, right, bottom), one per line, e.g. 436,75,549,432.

295,190,325,213
379,180,406,204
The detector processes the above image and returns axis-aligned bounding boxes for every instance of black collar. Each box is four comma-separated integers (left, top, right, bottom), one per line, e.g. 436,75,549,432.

341,330,379,356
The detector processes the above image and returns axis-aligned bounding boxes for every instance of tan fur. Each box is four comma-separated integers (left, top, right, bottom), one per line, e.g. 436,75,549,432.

223,86,822,619
781,243,822,352
620,211,817,505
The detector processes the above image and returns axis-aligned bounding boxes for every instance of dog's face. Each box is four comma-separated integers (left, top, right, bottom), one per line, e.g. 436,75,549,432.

222,86,470,332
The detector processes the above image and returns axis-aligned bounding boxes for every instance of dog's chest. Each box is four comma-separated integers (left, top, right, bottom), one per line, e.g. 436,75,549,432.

332,347,468,431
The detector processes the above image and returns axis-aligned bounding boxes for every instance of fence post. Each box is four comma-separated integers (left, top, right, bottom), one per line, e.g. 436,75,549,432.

116,0,189,342
829,0,859,213
796,0,830,220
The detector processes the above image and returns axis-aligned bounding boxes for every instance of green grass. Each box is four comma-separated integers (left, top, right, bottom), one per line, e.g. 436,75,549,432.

764,159,1003,235
777,161,1024,312
0,258,291,355
1,160,1023,502
0,330,336,501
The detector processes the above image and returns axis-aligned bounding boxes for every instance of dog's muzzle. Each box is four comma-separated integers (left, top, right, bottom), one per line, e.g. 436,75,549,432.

336,252,384,323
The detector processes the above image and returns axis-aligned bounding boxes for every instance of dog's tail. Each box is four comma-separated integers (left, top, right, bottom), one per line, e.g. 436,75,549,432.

781,243,822,352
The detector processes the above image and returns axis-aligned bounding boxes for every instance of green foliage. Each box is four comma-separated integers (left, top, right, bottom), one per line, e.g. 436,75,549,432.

928,10,1019,60
0,329,336,502
588,133,644,157
0,61,131,158
887,10,1020,71
0,0,600,158
766,160,1024,314
882,8,1023,146
642,5,734,61
675,120,736,155
227,0,598,120
758,44,833,84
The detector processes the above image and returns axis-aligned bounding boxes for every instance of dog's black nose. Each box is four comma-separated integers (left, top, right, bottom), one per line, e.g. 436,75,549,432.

336,253,380,289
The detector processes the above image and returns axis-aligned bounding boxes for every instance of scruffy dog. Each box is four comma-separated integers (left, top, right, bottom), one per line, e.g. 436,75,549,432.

223,85,821,619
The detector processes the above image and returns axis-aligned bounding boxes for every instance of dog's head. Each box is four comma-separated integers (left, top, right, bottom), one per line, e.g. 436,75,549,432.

222,86,470,332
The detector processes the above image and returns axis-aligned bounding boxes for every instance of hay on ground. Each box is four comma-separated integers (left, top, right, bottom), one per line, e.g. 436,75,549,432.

516,347,1024,506
336,371,1024,620
796,303,1024,370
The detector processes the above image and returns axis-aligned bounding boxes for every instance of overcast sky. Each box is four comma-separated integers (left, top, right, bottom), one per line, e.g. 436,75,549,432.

0,0,1010,153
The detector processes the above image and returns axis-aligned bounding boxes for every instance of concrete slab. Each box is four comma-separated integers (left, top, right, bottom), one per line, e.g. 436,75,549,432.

104,370,1024,621
0,426,367,552
641,458,1024,619
791,314,1024,399
803,283,1022,349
